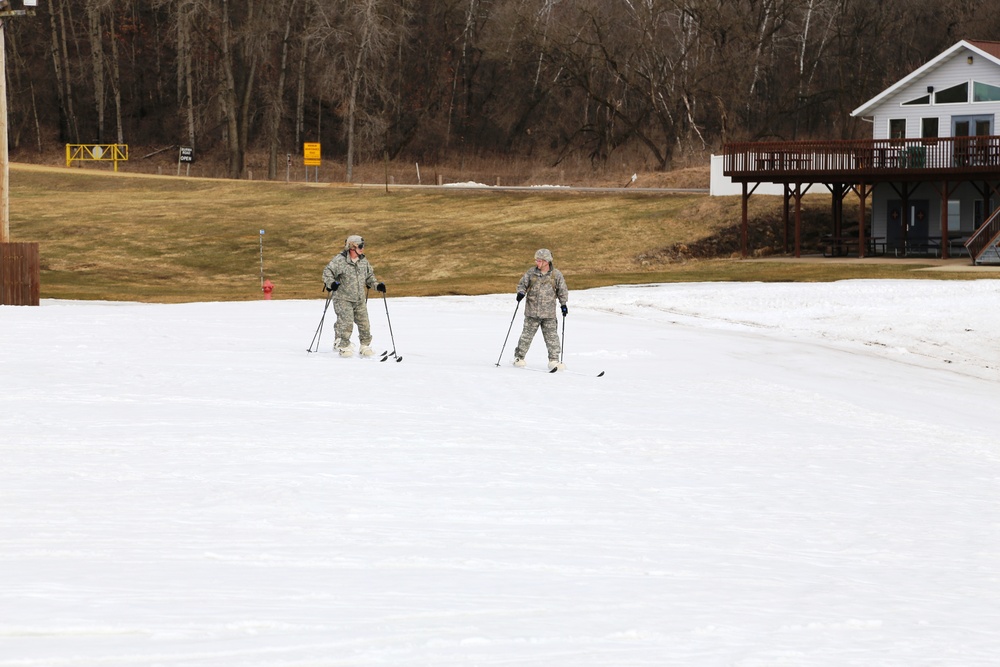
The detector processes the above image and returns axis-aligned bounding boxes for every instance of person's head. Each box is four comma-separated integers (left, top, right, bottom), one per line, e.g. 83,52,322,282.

534,248,553,271
345,235,365,257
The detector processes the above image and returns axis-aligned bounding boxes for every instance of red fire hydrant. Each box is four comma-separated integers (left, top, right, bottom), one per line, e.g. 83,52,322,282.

262,279,274,300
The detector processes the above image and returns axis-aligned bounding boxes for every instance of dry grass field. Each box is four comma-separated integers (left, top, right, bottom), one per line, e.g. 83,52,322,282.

6,163,986,303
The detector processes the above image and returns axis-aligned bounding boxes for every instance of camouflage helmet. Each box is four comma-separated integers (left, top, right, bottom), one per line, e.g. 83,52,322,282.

345,235,365,251
534,248,553,262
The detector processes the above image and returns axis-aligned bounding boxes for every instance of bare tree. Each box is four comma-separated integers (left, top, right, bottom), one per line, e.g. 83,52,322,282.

86,0,106,142
313,0,410,182
9,0,1000,174
265,0,300,179
547,0,703,169
791,0,837,138
174,0,198,150
446,0,485,148
3,18,43,153
48,0,79,142
198,0,279,178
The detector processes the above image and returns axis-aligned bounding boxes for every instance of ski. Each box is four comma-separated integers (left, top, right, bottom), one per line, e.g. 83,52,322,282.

551,368,605,377
308,349,390,360
510,365,604,377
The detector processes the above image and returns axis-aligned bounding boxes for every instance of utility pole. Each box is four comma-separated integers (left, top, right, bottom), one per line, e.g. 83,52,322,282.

0,2,40,306
0,0,37,243
1,14,10,243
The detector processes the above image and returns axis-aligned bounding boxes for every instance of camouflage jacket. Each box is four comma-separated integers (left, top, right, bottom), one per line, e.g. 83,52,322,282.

517,265,568,319
322,250,378,302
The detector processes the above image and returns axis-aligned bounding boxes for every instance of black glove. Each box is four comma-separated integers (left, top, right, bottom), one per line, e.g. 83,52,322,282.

376,282,386,293
516,292,525,302
561,304,568,316
324,281,339,292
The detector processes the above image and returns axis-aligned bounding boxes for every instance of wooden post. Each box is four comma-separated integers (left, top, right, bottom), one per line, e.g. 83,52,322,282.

901,185,911,256
940,181,950,259
794,184,803,258
740,182,748,258
782,186,791,253
858,183,868,258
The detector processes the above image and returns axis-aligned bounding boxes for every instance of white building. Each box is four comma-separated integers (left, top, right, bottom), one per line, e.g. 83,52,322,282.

722,39,1000,262
851,40,1000,255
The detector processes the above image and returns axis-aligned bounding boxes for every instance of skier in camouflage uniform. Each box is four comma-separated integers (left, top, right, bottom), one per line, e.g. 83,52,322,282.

513,248,569,371
322,235,385,357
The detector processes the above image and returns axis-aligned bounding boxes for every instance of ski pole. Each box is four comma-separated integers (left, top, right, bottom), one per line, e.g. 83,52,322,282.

380,289,402,362
495,299,522,366
560,311,566,362
307,289,334,353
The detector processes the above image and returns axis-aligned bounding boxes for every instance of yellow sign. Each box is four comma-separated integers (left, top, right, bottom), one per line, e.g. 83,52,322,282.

303,142,321,166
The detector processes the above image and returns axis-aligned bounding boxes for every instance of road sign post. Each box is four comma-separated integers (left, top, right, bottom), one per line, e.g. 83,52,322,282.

259,229,265,287
178,146,194,176
303,142,321,182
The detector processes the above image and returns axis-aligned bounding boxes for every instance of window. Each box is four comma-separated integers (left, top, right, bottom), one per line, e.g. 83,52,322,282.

921,117,939,138
973,81,1000,102
947,200,961,232
903,94,930,106
889,119,906,139
935,82,968,104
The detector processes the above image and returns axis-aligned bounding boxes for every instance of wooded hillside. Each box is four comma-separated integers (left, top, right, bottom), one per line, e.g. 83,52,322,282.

6,0,1000,180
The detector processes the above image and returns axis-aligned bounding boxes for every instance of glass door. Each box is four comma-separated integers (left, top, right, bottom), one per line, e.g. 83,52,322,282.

953,115,994,165
887,200,930,254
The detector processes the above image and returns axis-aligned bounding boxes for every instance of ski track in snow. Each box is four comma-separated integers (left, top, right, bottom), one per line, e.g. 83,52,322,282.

2,280,1000,666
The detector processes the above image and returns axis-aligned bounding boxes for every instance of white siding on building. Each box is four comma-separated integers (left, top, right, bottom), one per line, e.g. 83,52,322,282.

860,43,1000,256
709,155,786,196
868,48,1000,140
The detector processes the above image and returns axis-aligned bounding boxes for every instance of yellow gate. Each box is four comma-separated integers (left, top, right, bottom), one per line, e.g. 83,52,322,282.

65,144,129,172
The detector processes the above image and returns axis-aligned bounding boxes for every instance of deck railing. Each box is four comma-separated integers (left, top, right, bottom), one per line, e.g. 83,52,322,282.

965,206,1000,262
723,136,1000,177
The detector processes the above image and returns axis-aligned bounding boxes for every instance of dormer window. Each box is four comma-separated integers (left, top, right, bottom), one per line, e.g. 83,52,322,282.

973,81,1000,102
934,82,968,104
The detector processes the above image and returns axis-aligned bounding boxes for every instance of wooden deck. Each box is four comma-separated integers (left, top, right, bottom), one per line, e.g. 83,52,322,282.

720,137,1000,261
723,137,1000,183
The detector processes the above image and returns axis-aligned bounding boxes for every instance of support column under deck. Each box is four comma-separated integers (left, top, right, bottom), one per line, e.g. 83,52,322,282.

741,182,748,258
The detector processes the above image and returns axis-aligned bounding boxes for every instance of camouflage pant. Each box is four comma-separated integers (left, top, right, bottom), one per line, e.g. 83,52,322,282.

515,316,560,361
333,298,373,347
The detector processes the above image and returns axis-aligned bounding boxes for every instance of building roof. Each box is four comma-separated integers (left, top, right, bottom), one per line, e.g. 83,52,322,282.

967,40,1000,59
851,40,1000,117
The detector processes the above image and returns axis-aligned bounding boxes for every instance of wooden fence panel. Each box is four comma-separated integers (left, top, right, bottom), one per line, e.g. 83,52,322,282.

0,242,41,306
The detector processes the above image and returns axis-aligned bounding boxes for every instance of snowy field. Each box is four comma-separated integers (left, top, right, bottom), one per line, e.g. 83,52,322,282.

2,280,1000,666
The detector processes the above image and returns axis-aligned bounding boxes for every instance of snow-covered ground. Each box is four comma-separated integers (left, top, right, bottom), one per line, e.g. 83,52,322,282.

2,280,999,666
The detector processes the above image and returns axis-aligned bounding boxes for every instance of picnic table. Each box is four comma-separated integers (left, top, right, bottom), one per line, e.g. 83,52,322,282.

822,236,885,257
